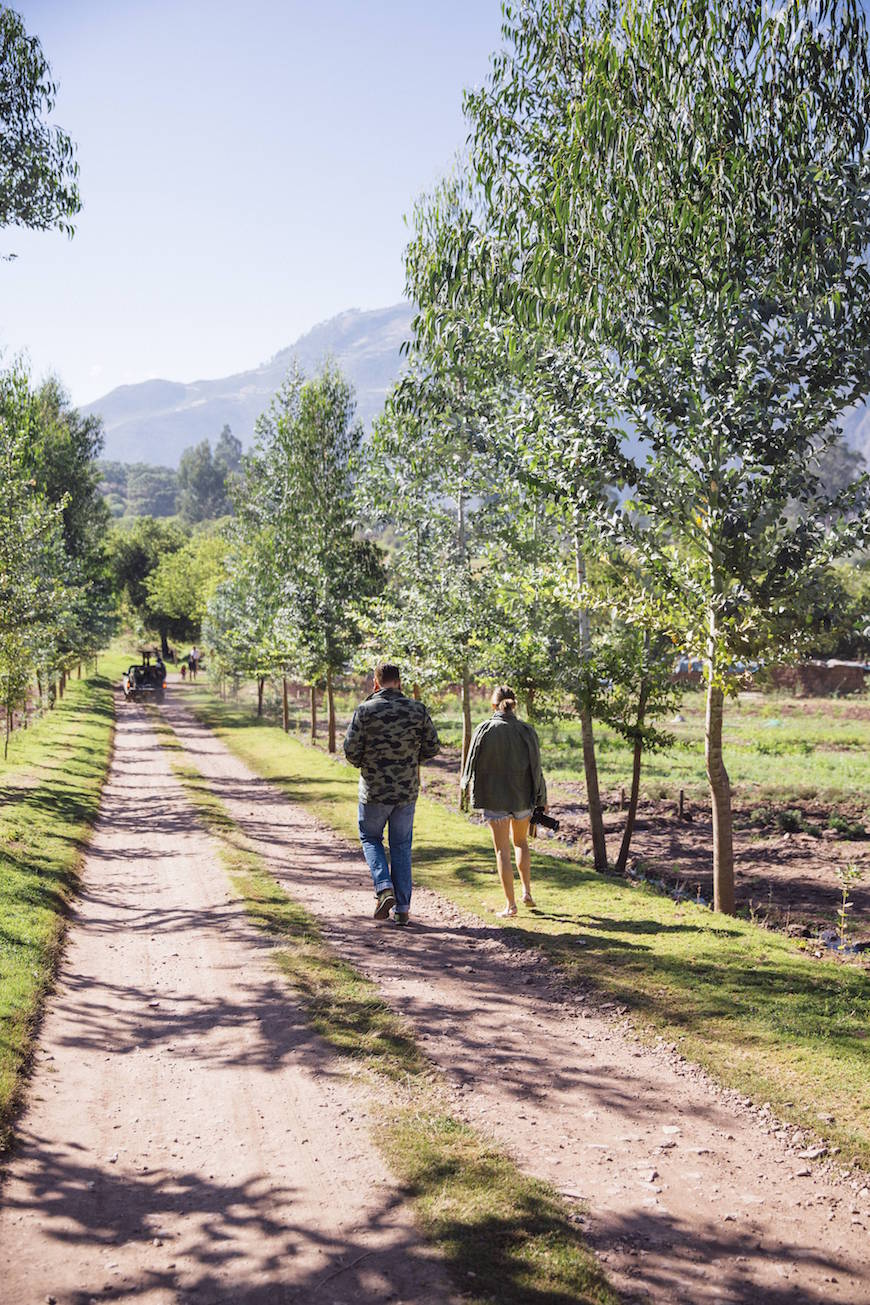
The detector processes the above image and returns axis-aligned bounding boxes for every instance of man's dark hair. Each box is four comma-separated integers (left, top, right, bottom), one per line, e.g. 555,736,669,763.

374,661,401,686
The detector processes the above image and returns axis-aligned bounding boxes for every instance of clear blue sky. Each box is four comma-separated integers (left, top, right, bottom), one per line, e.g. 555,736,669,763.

3,1,504,404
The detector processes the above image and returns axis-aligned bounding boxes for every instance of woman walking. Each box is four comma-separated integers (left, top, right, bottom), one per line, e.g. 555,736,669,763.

461,686,548,917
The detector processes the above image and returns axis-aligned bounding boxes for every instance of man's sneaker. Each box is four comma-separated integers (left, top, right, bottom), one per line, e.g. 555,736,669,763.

394,911,409,926
374,888,396,919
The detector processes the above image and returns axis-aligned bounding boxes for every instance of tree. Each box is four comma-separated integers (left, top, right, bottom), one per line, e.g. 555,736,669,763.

204,532,280,712
215,425,242,474
476,510,577,722
405,167,622,865
365,357,503,776
0,367,70,752
236,363,382,751
177,439,230,523
109,516,188,655
125,463,178,518
145,531,226,646
25,378,115,667
577,548,687,873
0,7,79,240
427,0,870,912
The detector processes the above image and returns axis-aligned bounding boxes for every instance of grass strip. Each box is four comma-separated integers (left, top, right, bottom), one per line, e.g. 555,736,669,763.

157,719,616,1305
185,687,870,1170
0,662,121,1152
258,679,870,806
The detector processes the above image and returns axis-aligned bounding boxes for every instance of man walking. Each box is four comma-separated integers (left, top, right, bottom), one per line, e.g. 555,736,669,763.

343,662,440,925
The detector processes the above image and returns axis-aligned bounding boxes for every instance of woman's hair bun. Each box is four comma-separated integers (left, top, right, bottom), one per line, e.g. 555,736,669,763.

492,685,517,712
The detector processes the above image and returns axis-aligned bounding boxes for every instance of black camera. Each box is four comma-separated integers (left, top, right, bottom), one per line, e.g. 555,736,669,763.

531,806,559,832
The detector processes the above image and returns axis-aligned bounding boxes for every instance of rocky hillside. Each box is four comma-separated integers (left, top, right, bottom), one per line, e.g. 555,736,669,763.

84,303,413,467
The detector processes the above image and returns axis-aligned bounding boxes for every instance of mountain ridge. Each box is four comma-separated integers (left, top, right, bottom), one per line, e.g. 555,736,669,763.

85,300,870,470
83,303,414,467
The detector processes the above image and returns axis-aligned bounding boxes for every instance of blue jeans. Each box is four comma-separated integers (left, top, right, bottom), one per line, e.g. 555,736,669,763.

358,800,416,912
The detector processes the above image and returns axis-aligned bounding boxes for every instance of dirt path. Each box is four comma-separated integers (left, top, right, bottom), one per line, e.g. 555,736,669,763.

0,700,454,1304
159,687,870,1305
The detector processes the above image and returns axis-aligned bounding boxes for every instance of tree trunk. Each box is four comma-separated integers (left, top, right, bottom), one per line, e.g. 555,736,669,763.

59,671,66,698
460,665,473,786
160,627,170,659
326,669,336,753
706,678,735,914
575,537,608,871
412,682,421,701
77,663,81,679
579,705,608,870
257,677,265,718
50,681,57,709
615,681,649,874
5,706,11,759
282,677,289,733
310,684,317,742
525,686,536,719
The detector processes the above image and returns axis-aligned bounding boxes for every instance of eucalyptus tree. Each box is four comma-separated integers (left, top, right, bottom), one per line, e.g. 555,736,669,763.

577,545,688,872
425,0,870,912
407,158,630,865
476,503,577,721
203,534,278,712
0,6,79,241
363,355,503,774
244,363,382,751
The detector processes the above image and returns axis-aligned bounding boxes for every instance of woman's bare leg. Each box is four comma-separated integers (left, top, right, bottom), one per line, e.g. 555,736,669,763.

489,819,516,910
511,817,533,902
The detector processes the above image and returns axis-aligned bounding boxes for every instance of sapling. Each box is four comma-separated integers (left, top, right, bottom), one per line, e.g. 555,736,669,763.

834,863,865,953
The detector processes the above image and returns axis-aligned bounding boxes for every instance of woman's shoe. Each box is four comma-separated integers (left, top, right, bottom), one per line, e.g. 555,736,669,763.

497,903,518,917
522,893,536,907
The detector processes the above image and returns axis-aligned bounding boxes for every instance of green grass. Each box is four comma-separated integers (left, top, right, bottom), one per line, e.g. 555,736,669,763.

0,659,121,1151
186,683,870,1170
161,725,615,1305
232,675,870,810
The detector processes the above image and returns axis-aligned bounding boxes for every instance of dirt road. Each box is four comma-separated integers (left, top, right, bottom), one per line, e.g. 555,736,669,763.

0,703,454,1304
154,688,870,1305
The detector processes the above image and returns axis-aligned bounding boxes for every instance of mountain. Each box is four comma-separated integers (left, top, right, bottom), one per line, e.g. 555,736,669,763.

84,303,414,467
86,299,870,471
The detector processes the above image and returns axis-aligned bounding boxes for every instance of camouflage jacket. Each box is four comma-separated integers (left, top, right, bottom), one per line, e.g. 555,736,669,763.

343,687,441,804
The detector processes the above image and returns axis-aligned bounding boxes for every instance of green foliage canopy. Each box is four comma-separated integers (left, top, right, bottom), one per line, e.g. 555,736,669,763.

0,6,79,239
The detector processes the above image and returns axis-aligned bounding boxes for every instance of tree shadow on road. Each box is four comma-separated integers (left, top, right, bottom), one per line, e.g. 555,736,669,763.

0,1130,456,1304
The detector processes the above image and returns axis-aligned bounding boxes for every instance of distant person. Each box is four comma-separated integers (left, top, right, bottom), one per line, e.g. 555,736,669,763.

188,649,197,681
180,661,187,681
461,686,548,917
343,661,440,925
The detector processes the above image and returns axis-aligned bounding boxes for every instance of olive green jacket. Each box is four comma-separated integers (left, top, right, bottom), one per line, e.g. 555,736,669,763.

460,713,547,813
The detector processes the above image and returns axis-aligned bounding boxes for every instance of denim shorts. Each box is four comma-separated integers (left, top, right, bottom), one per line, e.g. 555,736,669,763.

484,808,532,822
